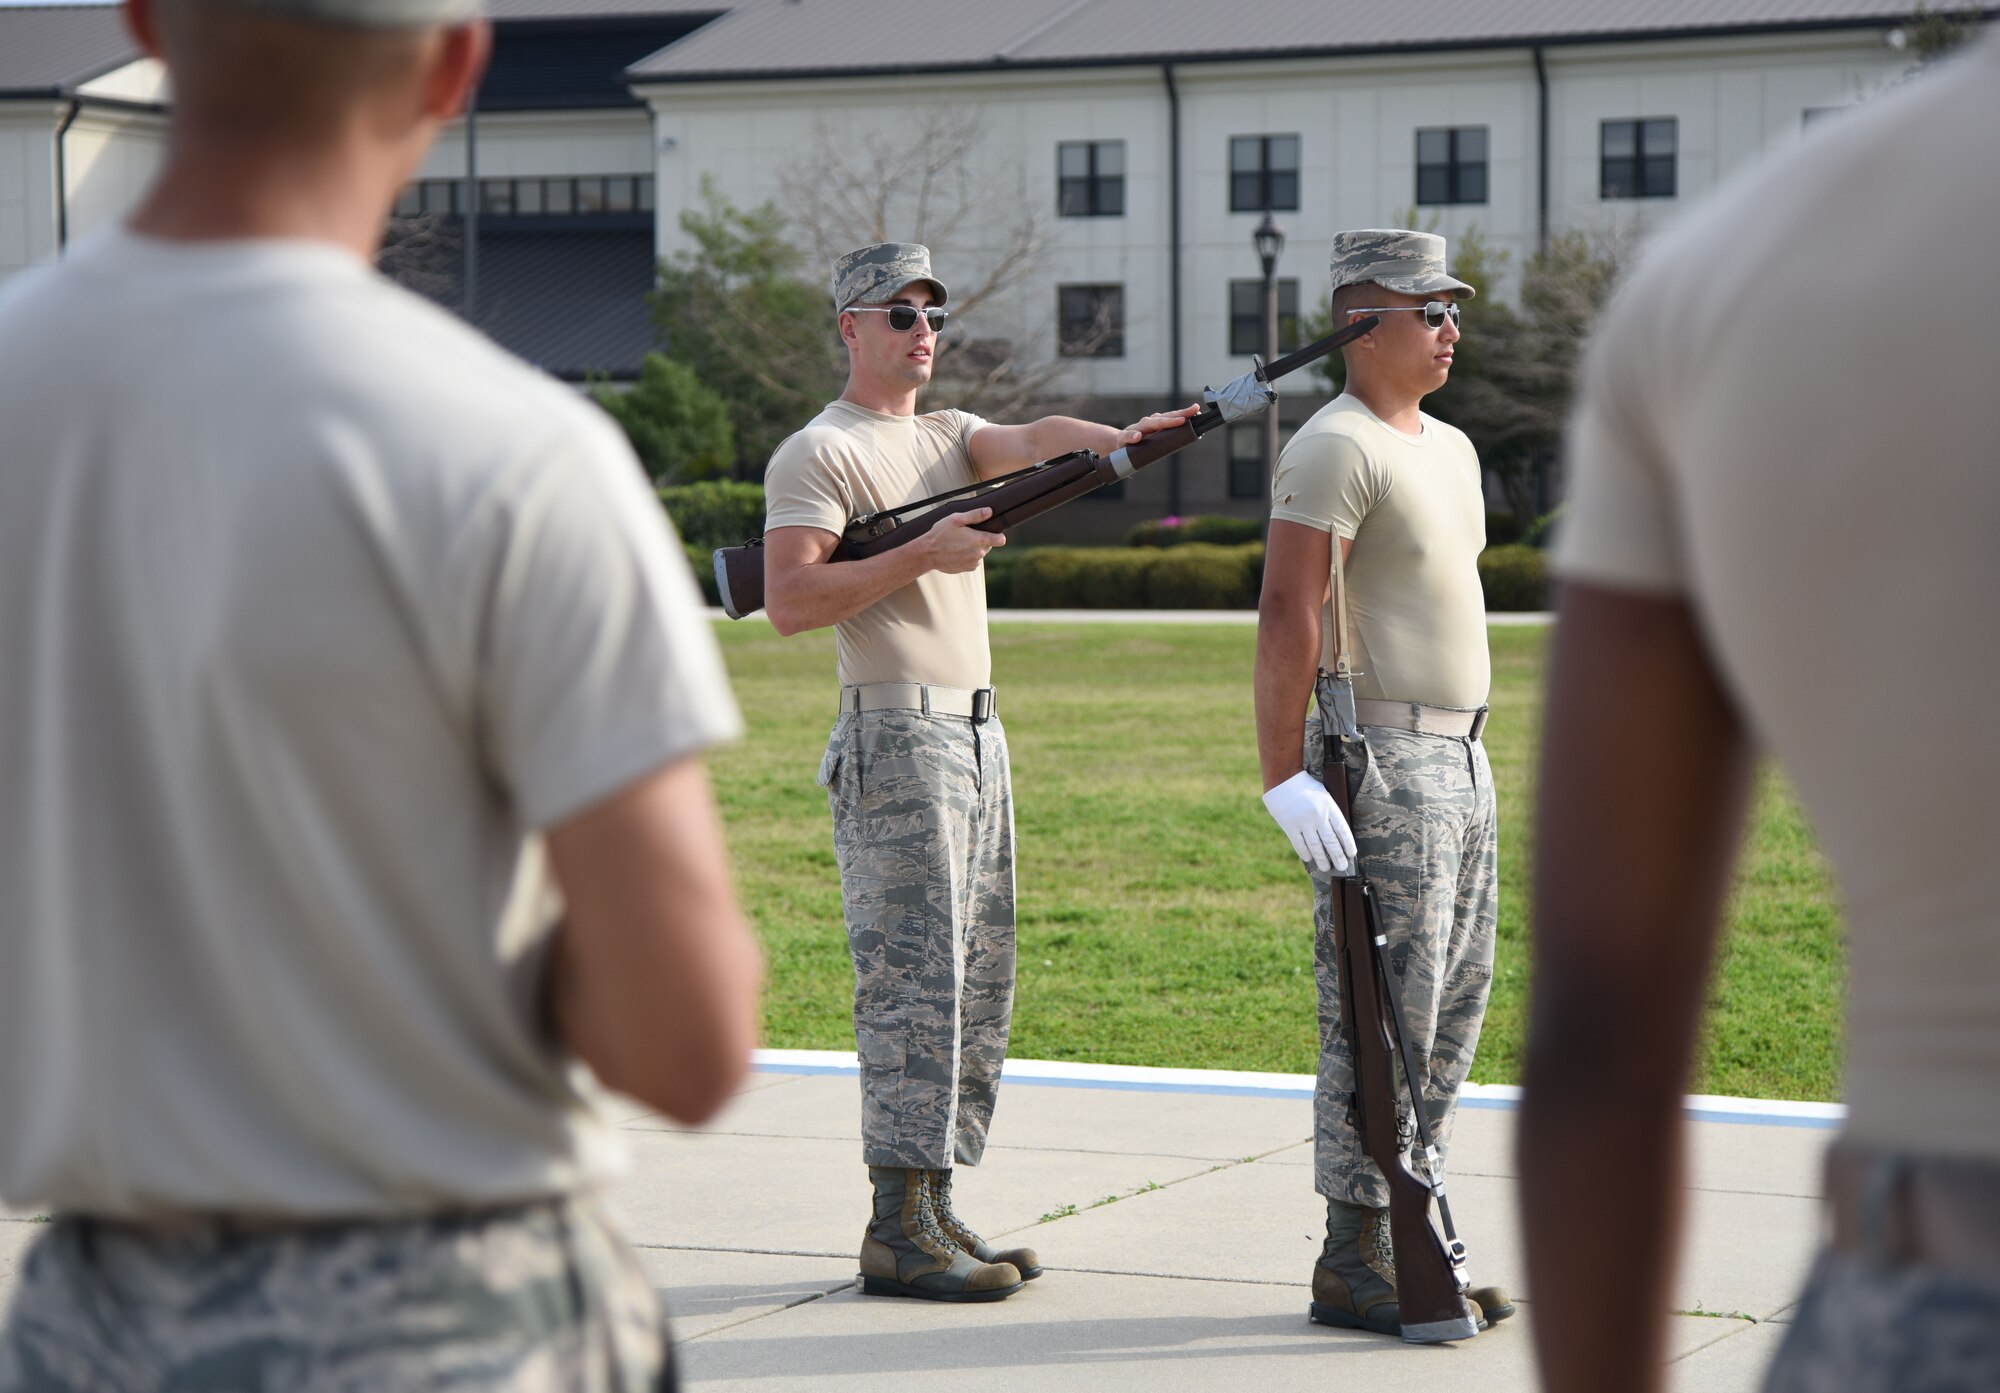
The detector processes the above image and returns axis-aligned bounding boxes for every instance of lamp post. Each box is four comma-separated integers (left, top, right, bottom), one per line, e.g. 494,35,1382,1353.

1253,211,1286,513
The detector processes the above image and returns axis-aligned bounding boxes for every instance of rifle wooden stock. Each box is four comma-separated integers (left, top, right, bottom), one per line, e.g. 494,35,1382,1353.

1322,743,1478,1343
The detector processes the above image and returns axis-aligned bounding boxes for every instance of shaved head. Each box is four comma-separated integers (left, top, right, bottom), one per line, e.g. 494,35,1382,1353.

150,0,446,140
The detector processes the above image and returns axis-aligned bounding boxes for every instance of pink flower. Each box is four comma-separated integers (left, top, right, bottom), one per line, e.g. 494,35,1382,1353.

1161,515,1182,527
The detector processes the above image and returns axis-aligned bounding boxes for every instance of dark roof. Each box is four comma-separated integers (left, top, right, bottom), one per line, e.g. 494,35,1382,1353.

0,5,139,95
478,18,718,108
385,221,658,381
629,0,1958,80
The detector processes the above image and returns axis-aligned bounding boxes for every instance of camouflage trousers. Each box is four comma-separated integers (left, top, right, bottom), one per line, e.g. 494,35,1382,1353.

1304,687,1498,1209
820,709,1015,1169
0,1195,672,1392
1762,1250,2000,1392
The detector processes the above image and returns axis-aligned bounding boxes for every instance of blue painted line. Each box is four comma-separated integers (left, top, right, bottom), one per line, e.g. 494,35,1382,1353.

750,1059,1843,1129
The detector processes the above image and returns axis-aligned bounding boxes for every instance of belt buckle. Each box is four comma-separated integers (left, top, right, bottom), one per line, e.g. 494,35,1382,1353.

971,688,993,725
1468,706,1489,741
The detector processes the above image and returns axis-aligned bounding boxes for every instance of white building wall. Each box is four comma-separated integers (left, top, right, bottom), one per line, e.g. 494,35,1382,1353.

0,103,62,282
640,27,1910,407
418,108,655,181
61,108,168,245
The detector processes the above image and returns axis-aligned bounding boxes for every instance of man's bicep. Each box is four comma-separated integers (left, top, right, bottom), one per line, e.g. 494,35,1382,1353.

965,422,1033,477
1262,519,1334,608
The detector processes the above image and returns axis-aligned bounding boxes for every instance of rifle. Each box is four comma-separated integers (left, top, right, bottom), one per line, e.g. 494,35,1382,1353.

710,316,1379,619
1319,693,1479,1344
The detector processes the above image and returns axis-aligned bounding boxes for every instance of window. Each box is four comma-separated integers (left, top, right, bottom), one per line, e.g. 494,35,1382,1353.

1230,134,1300,212
1226,422,1298,500
1229,278,1299,357
1601,118,1677,199
1416,126,1488,205
1058,284,1125,358
1227,424,1264,500
1058,141,1125,217
396,175,657,220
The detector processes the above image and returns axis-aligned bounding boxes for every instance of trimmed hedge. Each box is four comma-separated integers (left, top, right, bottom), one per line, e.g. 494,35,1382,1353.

1127,514,1263,548
1007,543,1264,610
1477,544,1548,611
659,480,765,552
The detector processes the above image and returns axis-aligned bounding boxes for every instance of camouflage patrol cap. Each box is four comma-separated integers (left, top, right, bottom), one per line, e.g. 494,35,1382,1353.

1328,229,1476,299
830,242,948,313
202,0,481,27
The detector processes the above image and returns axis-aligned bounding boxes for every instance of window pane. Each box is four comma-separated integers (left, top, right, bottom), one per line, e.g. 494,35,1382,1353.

394,184,422,217
1602,157,1636,198
606,176,636,213
1230,171,1263,212
1231,280,1261,317
1098,177,1125,216
1059,143,1090,179
1459,125,1488,162
1229,454,1263,500
638,176,655,212
420,180,453,215
1643,118,1677,154
1417,129,1450,165
480,179,513,215
1642,155,1675,197
515,179,544,214
1059,178,1089,216
1230,136,1262,172
576,177,606,213
1269,134,1300,171
1459,164,1487,204
1602,120,1636,159
545,179,573,214
1097,140,1125,176
1227,422,1260,465
1417,167,1450,205
1268,170,1299,210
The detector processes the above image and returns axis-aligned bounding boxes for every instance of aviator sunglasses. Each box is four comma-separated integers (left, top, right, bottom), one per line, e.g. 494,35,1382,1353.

1347,300,1462,330
847,304,951,332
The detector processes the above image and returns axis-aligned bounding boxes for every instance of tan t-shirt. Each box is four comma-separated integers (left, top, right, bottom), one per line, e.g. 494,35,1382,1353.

1556,38,2000,1160
1270,394,1491,709
763,399,991,689
0,229,741,1218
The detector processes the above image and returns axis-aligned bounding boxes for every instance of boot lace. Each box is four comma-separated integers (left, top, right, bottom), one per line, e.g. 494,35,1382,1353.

930,1172,985,1249
1364,1209,1399,1289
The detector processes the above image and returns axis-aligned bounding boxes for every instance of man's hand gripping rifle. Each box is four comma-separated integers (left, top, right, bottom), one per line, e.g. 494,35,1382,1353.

1319,682,1480,1344
711,316,1379,619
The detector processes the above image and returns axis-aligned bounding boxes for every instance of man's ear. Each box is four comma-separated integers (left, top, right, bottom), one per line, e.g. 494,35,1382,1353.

424,20,492,122
123,0,163,59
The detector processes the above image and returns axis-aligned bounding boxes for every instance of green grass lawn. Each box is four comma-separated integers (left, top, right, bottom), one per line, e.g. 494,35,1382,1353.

707,620,1844,1102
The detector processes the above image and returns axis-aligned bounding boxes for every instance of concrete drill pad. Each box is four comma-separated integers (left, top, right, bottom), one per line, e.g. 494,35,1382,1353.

626,1071,1320,1163
0,1219,46,1314
1250,1104,1517,1179
628,1245,856,1341
674,1263,1735,1393
601,1130,1226,1257
1668,1316,1795,1393
1683,1121,1831,1199
624,1073,856,1141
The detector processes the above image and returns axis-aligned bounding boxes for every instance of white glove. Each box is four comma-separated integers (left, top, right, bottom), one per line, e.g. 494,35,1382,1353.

1262,771,1357,876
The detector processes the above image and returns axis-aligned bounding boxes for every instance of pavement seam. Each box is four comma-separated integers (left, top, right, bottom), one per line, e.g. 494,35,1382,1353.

616,1127,1311,1165
991,1141,1304,1239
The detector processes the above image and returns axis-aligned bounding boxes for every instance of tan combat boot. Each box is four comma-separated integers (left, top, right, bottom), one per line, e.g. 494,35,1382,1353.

857,1166,1023,1302
1309,1200,1502,1337
927,1169,1043,1280
1309,1200,1404,1336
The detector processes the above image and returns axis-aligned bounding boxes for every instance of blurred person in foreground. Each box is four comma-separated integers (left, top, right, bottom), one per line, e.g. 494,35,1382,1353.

1521,37,1999,1393
0,0,760,1386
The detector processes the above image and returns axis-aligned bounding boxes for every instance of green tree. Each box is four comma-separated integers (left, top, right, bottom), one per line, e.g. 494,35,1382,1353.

648,178,844,479
1903,2,1983,66
1301,220,1623,525
591,354,735,484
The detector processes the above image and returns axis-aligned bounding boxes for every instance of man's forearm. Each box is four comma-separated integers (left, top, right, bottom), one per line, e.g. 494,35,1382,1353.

1254,589,1324,789
767,539,938,636
1026,415,1126,462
